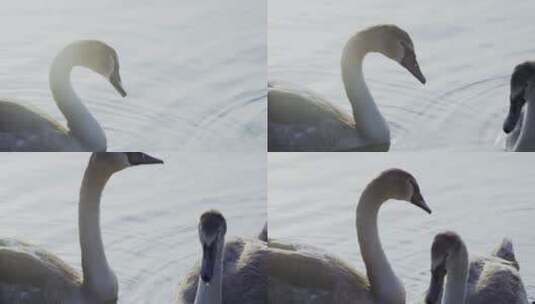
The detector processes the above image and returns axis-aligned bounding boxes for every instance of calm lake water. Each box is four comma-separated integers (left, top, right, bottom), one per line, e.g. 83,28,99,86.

269,0,535,151
0,0,266,151
269,153,535,303
0,152,266,303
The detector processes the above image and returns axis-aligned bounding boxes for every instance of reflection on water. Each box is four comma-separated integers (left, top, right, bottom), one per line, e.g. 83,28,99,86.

269,0,535,151
0,153,265,302
0,0,266,151
269,153,535,302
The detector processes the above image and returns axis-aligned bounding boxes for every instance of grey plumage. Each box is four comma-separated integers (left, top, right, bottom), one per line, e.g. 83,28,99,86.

0,239,82,303
0,101,81,151
426,232,529,304
177,238,267,304
268,82,365,152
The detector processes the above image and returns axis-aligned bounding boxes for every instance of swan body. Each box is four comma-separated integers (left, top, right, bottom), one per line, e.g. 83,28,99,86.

425,231,529,304
503,61,535,151
0,152,163,303
177,211,267,304
0,40,127,151
266,169,432,304
268,25,426,152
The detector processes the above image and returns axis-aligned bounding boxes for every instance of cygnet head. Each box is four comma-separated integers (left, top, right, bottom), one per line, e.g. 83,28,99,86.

363,25,426,84
89,152,164,174
62,40,127,97
425,231,468,304
372,168,431,214
503,61,535,133
198,210,227,283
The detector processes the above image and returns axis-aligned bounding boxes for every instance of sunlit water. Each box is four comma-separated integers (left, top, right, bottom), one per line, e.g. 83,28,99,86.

269,0,535,151
0,0,266,151
0,153,266,303
269,153,535,303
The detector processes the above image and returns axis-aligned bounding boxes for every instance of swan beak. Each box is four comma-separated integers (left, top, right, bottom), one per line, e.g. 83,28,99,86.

411,192,432,214
110,69,127,97
201,243,216,283
401,51,426,85
425,264,446,304
127,152,164,165
503,89,525,133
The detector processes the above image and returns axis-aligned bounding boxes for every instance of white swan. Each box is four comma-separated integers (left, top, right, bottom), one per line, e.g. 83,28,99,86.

177,210,267,304
268,25,426,152
0,40,127,151
425,231,529,304
0,152,163,303
267,168,432,304
503,61,535,151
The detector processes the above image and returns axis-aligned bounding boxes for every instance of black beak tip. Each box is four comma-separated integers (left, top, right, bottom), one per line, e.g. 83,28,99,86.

117,86,127,98
503,122,513,134
129,153,164,165
411,198,432,214
149,157,164,164
413,71,426,85
420,77,427,85
143,154,164,165
420,204,432,214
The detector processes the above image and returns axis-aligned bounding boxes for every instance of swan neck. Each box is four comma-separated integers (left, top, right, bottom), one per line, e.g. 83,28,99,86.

443,249,469,304
515,99,535,150
194,237,225,304
79,162,117,300
49,46,106,151
356,181,404,303
341,33,389,144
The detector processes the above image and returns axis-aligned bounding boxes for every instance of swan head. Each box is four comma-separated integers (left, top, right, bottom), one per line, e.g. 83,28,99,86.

504,61,535,133
90,152,164,174
198,210,227,283
425,231,468,304
67,40,127,97
364,25,426,84
374,168,431,213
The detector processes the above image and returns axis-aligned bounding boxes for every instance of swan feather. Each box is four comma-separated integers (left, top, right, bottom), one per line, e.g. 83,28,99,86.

466,255,528,304
266,243,373,304
268,83,372,152
0,239,81,303
0,101,81,151
177,238,267,304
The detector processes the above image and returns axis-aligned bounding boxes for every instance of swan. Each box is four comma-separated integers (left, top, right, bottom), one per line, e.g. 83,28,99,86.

267,168,432,304
177,210,267,304
268,25,426,152
0,40,127,151
425,231,529,304
0,152,163,303
503,61,535,151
